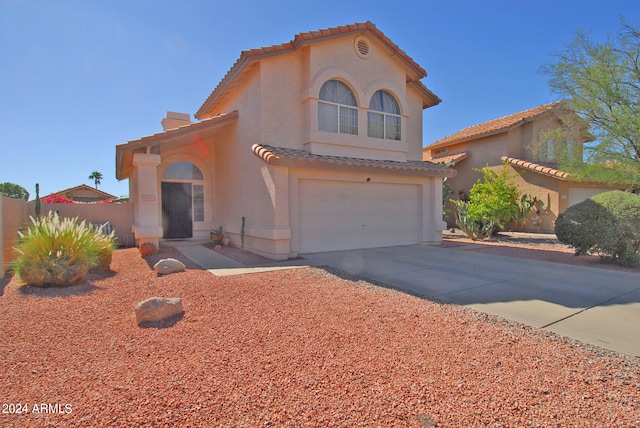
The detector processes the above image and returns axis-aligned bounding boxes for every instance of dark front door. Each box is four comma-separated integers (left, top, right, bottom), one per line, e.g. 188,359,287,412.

162,182,193,239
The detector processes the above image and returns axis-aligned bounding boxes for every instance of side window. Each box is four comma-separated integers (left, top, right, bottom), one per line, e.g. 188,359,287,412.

368,90,401,140
543,138,556,162
318,80,358,135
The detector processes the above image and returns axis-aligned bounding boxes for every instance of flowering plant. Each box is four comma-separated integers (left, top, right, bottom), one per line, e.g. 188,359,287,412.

42,194,75,204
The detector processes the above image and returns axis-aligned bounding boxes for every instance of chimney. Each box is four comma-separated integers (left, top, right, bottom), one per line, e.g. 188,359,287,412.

161,111,191,131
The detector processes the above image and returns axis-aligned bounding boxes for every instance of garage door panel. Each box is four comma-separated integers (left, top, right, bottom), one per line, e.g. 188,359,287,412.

298,180,419,253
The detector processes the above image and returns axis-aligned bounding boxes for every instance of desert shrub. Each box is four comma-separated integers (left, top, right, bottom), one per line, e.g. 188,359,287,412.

466,164,521,229
555,191,640,266
453,164,521,239
11,212,116,286
452,200,493,240
88,223,117,271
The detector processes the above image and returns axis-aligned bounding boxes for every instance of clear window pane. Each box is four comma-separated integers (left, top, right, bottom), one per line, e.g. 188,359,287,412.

545,139,555,161
163,162,204,180
386,115,401,140
369,90,401,140
319,80,358,135
339,106,358,135
319,102,339,133
368,111,384,138
193,184,204,222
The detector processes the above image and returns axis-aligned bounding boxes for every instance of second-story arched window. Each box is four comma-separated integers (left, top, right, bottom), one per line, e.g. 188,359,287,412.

368,90,401,140
318,80,358,135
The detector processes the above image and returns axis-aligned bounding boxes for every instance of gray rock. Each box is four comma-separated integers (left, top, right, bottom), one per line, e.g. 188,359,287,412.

153,258,186,275
135,297,184,325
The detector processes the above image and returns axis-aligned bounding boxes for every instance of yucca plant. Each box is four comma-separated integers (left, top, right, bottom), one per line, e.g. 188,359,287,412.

11,212,116,286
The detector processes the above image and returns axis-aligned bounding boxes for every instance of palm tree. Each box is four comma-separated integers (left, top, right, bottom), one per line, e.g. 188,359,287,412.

89,171,103,189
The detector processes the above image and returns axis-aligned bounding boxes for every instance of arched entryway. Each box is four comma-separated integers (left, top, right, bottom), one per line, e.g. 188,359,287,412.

161,161,204,239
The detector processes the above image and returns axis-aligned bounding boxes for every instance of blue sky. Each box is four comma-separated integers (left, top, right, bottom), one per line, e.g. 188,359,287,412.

1,0,638,199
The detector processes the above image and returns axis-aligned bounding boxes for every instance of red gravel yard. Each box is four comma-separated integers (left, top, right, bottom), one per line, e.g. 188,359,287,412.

1,248,639,426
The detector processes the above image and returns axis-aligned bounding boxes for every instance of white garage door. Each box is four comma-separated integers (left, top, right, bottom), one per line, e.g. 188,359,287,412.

298,180,419,253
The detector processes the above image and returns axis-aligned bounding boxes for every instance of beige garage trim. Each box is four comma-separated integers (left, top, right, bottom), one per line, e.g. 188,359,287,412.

298,179,419,253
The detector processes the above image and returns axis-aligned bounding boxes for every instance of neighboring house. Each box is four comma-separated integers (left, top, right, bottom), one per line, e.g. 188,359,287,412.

423,102,624,233
41,184,117,203
116,22,454,260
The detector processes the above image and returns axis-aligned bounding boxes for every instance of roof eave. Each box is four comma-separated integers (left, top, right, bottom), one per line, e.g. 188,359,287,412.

502,156,571,181
252,144,456,177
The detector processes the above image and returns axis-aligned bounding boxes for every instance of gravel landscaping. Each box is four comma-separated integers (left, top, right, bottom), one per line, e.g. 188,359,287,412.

1,246,639,426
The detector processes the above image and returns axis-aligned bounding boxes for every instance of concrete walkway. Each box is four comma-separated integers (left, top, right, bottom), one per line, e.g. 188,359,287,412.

175,243,640,357
175,243,312,276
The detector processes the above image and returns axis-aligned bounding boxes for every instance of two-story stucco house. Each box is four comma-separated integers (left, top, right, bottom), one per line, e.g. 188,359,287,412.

423,102,623,232
116,22,454,260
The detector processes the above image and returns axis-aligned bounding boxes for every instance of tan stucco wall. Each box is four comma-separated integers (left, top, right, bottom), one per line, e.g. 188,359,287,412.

1,195,28,277
26,201,135,247
442,135,510,198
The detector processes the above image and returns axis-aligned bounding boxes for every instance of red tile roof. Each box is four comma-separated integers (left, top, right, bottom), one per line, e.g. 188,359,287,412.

502,156,571,180
252,144,456,177
196,22,439,119
423,151,470,165
424,102,561,151
41,184,117,202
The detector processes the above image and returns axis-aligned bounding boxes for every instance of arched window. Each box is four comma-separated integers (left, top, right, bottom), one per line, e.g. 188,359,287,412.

318,80,358,135
163,161,203,180
368,90,401,140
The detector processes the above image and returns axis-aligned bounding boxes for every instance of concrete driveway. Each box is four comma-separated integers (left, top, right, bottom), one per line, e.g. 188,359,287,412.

303,245,640,357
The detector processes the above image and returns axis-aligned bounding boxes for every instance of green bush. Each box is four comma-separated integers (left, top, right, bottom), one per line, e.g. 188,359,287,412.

11,212,116,286
453,164,522,239
466,164,521,230
555,191,640,266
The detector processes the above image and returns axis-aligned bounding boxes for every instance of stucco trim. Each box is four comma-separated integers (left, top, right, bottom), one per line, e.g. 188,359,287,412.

251,144,455,177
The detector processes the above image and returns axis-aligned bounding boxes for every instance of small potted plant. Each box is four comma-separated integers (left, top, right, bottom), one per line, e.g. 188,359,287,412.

210,226,224,244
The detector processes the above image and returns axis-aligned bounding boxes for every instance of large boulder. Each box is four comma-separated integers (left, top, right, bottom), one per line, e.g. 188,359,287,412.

135,297,184,325
153,258,186,275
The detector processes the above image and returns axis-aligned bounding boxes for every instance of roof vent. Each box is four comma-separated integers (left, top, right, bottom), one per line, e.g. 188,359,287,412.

355,36,370,59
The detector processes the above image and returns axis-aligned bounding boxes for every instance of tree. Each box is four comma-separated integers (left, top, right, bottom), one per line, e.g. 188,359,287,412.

0,182,30,200
88,171,103,189
541,19,640,186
